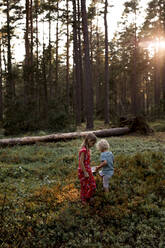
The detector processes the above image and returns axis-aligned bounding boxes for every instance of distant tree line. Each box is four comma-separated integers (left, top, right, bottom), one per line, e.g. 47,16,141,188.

0,0,165,135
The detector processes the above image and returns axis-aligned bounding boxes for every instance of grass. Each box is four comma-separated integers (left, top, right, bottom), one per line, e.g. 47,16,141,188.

150,119,165,132
0,132,165,247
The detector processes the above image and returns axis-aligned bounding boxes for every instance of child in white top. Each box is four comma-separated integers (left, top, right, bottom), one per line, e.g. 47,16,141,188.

96,139,114,192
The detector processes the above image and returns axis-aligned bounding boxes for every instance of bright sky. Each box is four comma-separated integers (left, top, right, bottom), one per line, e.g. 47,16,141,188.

107,0,150,38
7,0,150,63
107,0,125,39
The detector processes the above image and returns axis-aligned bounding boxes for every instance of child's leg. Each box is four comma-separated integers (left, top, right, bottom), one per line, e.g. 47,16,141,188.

103,175,111,192
98,171,104,191
104,187,109,193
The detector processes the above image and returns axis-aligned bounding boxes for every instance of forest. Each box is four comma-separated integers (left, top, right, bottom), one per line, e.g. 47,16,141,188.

0,0,165,135
0,1,165,247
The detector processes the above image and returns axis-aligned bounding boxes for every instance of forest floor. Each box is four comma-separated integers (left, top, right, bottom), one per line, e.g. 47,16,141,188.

0,121,165,247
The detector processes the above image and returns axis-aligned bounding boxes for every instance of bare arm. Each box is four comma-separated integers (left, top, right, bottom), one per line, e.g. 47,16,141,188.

79,152,89,178
96,160,107,171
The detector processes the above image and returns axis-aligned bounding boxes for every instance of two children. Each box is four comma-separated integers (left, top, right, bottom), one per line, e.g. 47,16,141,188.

78,133,114,204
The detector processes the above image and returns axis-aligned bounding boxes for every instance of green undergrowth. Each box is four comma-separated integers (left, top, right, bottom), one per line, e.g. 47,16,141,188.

150,119,165,132
0,135,165,247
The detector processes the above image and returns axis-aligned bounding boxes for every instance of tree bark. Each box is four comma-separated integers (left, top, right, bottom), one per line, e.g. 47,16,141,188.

48,0,52,99
131,8,138,116
30,0,34,96
104,0,110,123
162,62,165,112
0,36,3,121
42,43,48,124
154,47,161,116
35,0,39,121
77,0,84,121
95,19,101,116
66,0,70,109
6,0,13,100
81,0,94,129
55,1,59,98
0,127,131,147
73,0,81,125
24,0,30,105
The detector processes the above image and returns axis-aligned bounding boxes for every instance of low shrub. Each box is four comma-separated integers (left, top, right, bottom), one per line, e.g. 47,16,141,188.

0,147,165,247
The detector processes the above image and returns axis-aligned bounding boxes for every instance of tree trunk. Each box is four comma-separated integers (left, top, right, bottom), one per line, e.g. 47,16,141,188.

6,0,13,100
35,0,39,121
73,0,81,125
2,35,7,74
77,0,84,122
95,19,101,116
131,6,138,116
42,43,48,124
162,62,165,112
48,0,52,99
0,127,131,147
154,47,161,116
162,6,165,113
104,0,110,123
30,0,34,96
89,20,93,67
55,1,59,98
0,36,3,121
66,0,70,109
4,0,13,131
24,0,30,105
81,0,94,129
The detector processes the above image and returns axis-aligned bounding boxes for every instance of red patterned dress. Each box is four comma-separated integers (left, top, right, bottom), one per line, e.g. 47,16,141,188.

78,146,96,203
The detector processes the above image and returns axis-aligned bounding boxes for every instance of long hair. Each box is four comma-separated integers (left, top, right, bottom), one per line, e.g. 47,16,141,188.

81,133,97,149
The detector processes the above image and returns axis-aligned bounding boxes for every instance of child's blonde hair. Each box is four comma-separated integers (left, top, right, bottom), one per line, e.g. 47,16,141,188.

96,139,109,151
81,133,97,149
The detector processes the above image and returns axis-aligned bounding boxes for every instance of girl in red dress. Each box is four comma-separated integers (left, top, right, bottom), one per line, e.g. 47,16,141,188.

78,133,97,204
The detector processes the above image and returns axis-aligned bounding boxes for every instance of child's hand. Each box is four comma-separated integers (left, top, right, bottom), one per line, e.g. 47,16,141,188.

95,166,100,172
84,171,89,178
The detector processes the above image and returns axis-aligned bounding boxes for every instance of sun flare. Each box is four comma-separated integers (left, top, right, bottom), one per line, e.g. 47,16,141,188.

147,40,165,51
139,37,165,57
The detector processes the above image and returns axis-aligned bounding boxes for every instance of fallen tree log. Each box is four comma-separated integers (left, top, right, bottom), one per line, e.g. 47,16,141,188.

0,127,130,147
